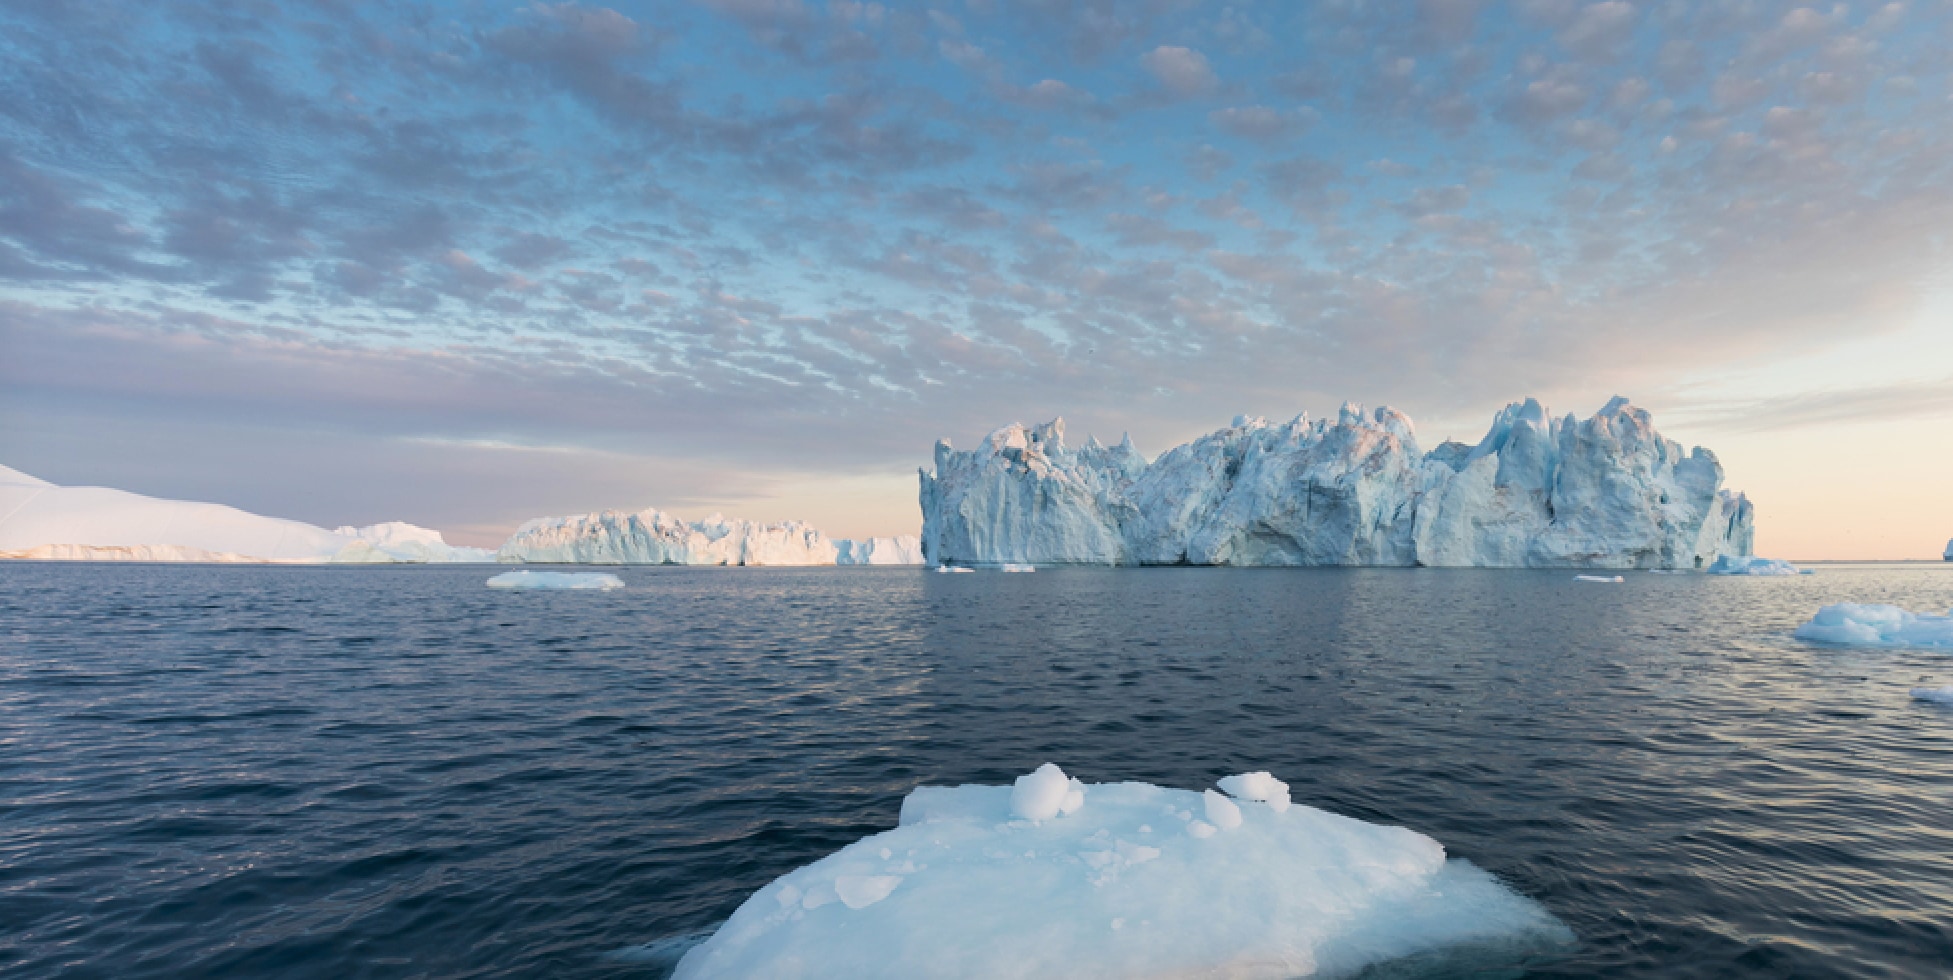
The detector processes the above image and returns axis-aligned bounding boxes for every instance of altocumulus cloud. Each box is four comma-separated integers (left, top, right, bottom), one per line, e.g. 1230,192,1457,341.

0,0,1949,534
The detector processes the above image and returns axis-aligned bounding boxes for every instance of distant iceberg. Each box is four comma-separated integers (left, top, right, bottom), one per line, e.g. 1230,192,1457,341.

0,464,492,563
498,507,920,566
1794,603,1953,648
835,536,927,565
919,397,1754,568
673,764,1569,979
1706,556,1802,576
486,571,624,590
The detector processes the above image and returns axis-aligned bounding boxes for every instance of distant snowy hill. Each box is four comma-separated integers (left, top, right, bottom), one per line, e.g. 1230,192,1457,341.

0,464,493,563
497,508,923,566
920,397,1754,569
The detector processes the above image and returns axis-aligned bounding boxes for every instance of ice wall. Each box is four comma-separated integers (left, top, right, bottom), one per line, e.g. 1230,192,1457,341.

497,508,922,566
919,397,1754,569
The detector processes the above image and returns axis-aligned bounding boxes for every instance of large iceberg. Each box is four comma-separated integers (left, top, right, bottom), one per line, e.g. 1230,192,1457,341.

673,764,1569,979
919,397,1754,568
497,507,921,566
0,464,492,563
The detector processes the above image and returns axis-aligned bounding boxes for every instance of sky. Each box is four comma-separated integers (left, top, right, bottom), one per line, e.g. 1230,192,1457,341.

0,0,1949,557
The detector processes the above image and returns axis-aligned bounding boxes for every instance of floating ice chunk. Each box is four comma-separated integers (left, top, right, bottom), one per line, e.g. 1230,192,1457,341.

1218,771,1292,813
485,571,625,590
1202,789,1242,830
674,771,1571,979
1706,555,1802,576
1574,574,1624,583
1912,686,1953,706
936,565,975,573
1794,603,1953,648
1010,763,1075,821
1000,563,1036,572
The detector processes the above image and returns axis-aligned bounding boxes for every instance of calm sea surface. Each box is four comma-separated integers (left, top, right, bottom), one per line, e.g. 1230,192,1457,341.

2,563,1950,978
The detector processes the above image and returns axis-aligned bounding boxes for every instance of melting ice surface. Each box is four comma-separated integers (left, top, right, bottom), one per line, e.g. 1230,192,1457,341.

1794,603,1953,648
673,764,1570,979
484,571,624,590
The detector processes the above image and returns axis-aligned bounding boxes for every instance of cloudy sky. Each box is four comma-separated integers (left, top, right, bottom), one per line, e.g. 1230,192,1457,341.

1,0,1949,556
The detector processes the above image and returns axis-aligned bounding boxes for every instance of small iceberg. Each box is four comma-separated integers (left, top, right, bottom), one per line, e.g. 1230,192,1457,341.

1573,574,1624,583
1912,686,1953,706
485,571,625,590
1000,563,1035,572
1794,603,1953,648
673,764,1570,979
936,565,975,574
1706,555,1802,576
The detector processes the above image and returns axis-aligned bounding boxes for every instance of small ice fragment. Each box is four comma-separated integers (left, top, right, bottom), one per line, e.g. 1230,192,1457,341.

1186,819,1217,839
1010,763,1072,820
834,875,901,910
1573,574,1624,583
1203,789,1243,830
486,570,624,590
1795,603,1953,648
1058,778,1087,815
1217,771,1292,813
1912,686,1953,706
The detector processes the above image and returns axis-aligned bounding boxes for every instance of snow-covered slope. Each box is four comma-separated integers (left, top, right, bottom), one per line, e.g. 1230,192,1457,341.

919,397,1754,568
0,464,492,563
497,508,923,566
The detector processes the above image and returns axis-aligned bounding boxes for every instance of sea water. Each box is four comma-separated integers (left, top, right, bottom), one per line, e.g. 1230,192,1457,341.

2,563,1950,977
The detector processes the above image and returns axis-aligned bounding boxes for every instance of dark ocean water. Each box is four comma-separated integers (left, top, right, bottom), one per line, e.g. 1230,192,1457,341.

2,563,1950,978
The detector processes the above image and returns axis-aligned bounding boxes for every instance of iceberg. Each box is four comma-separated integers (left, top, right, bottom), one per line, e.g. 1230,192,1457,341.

835,535,927,565
497,506,919,566
919,397,1754,568
1945,538,1952,561
1706,555,1802,576
1912,686,1953,706
485,570,624,590
1794,603,1953,648
673,764,1569,979
0,464,493,563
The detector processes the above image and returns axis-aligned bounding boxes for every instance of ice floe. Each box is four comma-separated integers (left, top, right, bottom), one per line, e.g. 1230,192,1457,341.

1911,686,1953,706
673,764,1570,979
1793,603,1953,648
1706,555,1804,576
1574,574,1624,583
485,571,625,590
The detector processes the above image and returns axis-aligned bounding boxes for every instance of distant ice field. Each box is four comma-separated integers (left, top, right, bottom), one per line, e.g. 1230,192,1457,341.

1,563,1950,977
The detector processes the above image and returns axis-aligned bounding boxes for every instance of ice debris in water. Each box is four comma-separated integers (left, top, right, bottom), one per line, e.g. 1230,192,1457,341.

1000,563,1036,572
1574,574,1624,583
1912,686,1953,706
1706,555,1803,576
673,764,1572,979
485,571,625,590
1794,603,1953,648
